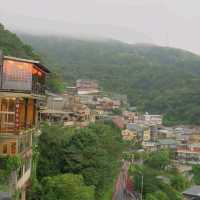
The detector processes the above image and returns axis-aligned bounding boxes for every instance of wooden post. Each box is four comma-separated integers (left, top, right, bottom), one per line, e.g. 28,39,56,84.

0,50,3,89
24,98,28,129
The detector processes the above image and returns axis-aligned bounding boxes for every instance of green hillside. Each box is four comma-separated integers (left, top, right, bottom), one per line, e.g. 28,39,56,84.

0,24,39,59
18,34,200,125
0,24,65,94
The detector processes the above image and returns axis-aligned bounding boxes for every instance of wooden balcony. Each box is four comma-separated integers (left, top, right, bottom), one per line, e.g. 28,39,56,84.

0,97,38,136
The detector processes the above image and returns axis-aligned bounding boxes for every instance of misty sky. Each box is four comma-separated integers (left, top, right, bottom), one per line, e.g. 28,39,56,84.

0,0,200,54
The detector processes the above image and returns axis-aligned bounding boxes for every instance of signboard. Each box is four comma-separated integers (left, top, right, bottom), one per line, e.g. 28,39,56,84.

0,50,3,88
15,98,20,129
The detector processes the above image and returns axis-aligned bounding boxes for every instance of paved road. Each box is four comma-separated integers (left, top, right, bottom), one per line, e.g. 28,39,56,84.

112,162,140,200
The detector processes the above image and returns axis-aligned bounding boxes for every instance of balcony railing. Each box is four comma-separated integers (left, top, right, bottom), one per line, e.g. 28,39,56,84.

32,80,45,95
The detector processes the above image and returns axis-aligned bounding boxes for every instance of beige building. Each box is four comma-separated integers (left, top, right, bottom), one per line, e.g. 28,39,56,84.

143,128,151,141
143,114,163,125
121,129,137,141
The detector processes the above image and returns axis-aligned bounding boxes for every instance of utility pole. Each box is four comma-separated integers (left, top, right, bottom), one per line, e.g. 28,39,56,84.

141,175,143,200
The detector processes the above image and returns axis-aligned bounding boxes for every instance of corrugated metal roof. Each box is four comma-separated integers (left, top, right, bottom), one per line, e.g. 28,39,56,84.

158,139,176,145
0,192,11,200
183,186,200,197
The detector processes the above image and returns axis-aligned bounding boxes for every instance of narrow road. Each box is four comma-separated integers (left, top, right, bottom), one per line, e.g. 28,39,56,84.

112,161,140,200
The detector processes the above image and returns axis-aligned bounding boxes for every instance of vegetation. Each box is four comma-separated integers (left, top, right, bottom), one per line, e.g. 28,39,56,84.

0,155,22,192
145,150,170,170
0,24,39,59
0,23,64,93
192,164,200,185
130,150,190,200
20,34,200,125
41,174,95,200
46,71,66,93
28,123,124,200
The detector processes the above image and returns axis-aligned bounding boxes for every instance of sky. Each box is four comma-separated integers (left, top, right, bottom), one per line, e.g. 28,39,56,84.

0,0,200,53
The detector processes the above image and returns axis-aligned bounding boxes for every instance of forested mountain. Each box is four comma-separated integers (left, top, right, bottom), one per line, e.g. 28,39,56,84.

0,22,199,125
19,34,200,125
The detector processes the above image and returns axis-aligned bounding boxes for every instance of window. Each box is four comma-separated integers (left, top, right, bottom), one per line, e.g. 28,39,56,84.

0,98,16,133
10,142,16,154
2,60,32,91
2,144,8,154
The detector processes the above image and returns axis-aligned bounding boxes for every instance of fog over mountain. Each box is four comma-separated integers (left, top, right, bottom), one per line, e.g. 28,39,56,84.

0,12,151,44
1,0,200,54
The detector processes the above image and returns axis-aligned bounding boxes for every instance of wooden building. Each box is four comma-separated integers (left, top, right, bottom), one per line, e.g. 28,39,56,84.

0,52,50,200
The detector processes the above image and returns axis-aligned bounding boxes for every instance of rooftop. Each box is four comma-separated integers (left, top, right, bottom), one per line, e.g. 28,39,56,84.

4,56,50,73
0,192,11,200
183,186,200,197
112,116,125,129
158,139,176,145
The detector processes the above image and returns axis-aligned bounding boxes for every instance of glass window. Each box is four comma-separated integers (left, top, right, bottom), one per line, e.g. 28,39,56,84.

3,144,8,154
2,60,32,91
0,98,16,133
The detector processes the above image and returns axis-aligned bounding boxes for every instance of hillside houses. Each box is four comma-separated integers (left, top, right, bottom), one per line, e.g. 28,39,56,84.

76,79,99,95
40,92,95,128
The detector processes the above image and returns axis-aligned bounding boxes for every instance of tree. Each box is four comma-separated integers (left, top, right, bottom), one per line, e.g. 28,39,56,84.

192,165,200,184
145,194,158,200
41,174,95,200
36,123,124,199
131,165,160,195
154,191,169,200
170,174,190,191
37,124,75,178
0,22,39,59
61,123,124,198
46,71,65,93
145,150,170,170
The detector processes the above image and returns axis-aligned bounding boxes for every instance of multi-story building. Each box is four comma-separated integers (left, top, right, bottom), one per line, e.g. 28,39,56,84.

121,129,137,141
0,53,50,199
41,92,95,128
76,79,99,95
143,113,163,125
142,141,158,152
176,144,200,164
158,139,176,150
122,111,136,123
